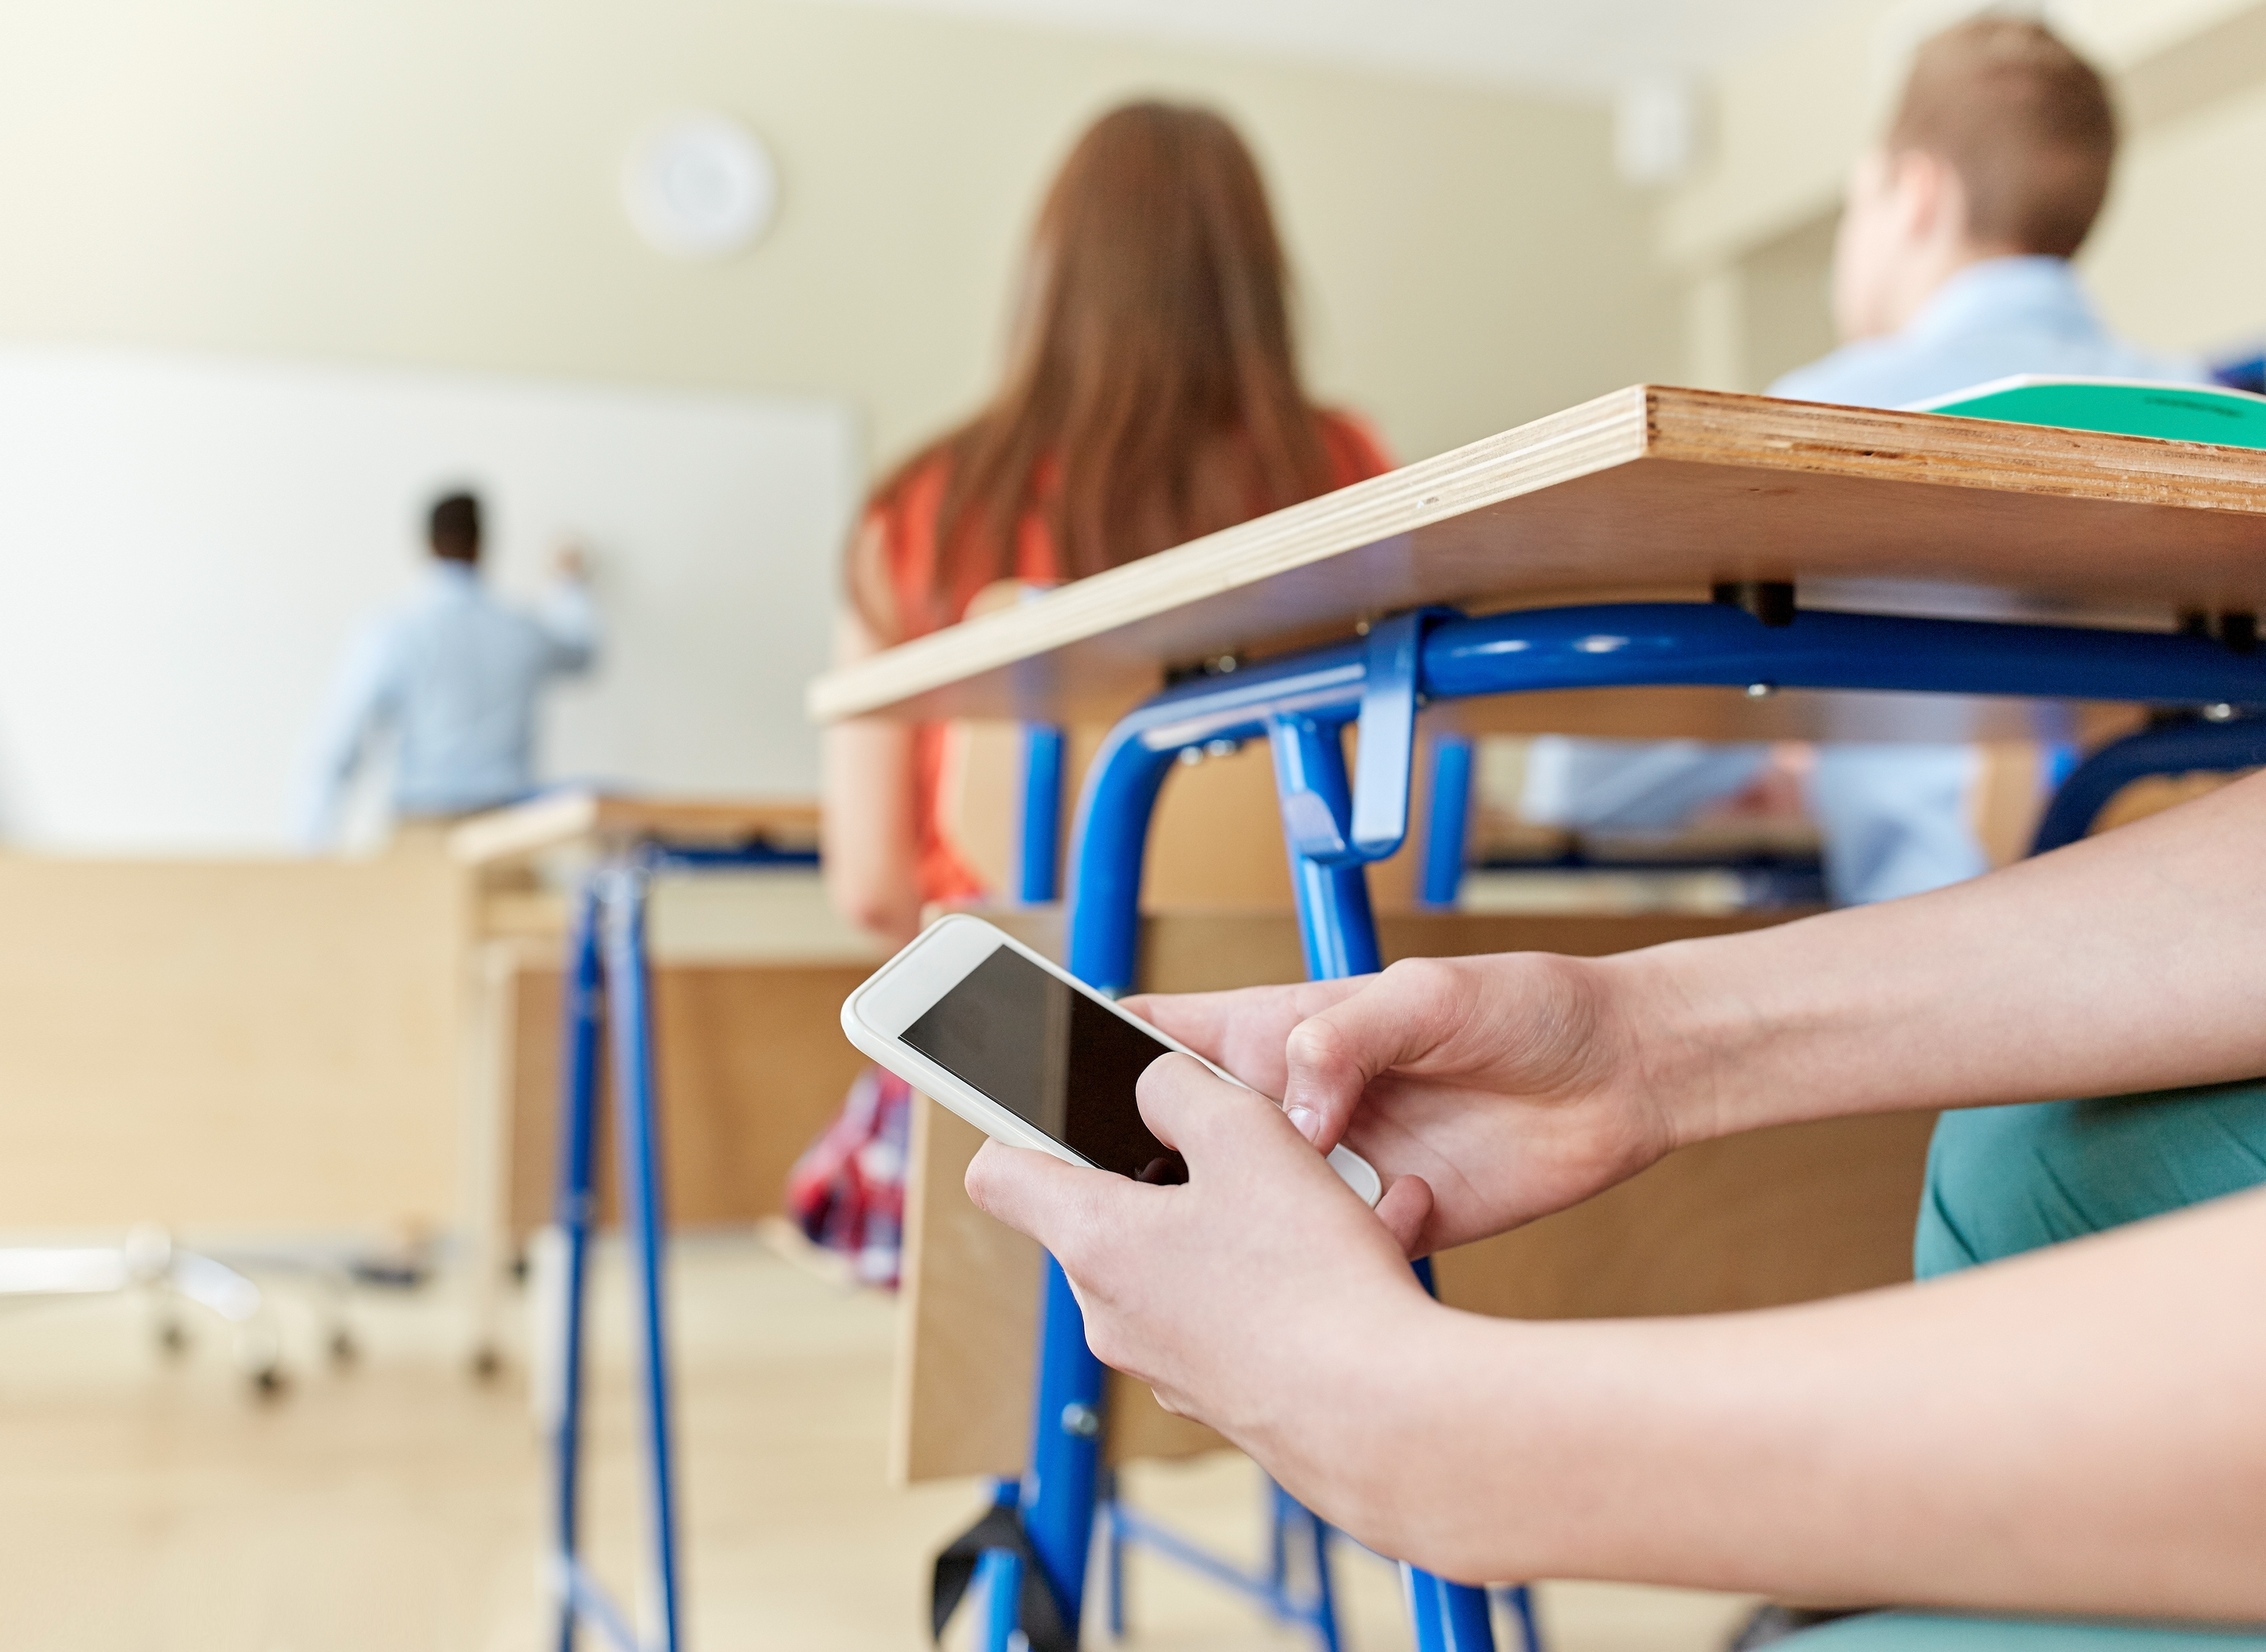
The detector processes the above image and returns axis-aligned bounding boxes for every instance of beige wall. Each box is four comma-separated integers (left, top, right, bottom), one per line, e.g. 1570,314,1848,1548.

0,0,1679,475
2087,74,2266,356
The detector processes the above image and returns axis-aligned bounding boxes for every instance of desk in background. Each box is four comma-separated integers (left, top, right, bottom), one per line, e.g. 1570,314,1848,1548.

449,792,879,1371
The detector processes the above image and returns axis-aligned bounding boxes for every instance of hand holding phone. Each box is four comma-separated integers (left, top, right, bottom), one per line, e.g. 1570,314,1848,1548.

841,914,1382,1206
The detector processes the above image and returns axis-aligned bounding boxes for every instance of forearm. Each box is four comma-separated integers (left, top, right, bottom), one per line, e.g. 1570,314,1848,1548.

1625,768,2266,1144
1291,1186,2266,1617
820,717,924,943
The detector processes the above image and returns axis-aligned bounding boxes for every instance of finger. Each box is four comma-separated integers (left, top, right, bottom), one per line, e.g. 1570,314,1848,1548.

1281,958,1475,1151
964,1139,1129,1260
1124,980,1366,1090
1373,1174,1436,1260
1134,1052,1282,1161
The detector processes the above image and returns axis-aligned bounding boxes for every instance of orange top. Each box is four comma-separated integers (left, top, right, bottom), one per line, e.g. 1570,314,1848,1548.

868,411,1395,904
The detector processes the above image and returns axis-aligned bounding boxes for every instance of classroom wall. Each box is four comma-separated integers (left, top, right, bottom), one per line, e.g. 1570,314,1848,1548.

0,0,1680,481
0,349,859,851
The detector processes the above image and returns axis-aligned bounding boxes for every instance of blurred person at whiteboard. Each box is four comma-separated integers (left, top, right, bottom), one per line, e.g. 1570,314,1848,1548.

296,490,600,850
1525,18,2208,908
797,102,1392,1285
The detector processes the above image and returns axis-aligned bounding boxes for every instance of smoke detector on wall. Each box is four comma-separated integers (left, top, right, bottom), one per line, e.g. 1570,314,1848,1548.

1613,76,1701,188
622,114,778,259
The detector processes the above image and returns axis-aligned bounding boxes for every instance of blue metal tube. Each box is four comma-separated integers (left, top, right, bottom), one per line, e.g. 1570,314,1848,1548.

1018,725,1068,904
1419,734,1477,909
1267,714,1383,980
976,1548,1023,1650
1304,1509,1342,1652
552,883,606,1652
1263,720,1473,1650
1420,603,2266,707
602,868,683,1652
1110,1496,1339,1644
1403,1568,1502,1652
1003,705,1195,1646
1106,1491,1128,1641
1052,606,2266,811
1498,1584,1542,1652
1062,721,1184,993
560,1559,644,1652
2031,714,2266,855
1019,1255,1105,1638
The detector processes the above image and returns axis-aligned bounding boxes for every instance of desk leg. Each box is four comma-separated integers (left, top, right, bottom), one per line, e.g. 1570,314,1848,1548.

462,941,518,1380
547,885,605,1652
1267,717,1498,1652
602,866,684,1652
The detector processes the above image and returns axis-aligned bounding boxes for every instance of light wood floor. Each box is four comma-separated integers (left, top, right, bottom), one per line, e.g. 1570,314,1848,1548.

0,1233,1756,1650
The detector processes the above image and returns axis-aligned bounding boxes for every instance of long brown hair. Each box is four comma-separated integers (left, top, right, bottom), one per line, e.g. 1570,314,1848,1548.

859,101,1342,641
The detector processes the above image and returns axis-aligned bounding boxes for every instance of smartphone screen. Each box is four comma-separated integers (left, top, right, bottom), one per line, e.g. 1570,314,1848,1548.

900,942,1189,1184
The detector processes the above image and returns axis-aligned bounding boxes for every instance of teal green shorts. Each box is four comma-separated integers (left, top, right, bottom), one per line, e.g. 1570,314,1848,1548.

1786,1083,2266,1647
1788,1612,2266,1649
1914,1080,2266,1280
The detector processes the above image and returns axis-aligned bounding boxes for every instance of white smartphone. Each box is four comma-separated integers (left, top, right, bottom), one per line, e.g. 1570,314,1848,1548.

840,913,1382,1206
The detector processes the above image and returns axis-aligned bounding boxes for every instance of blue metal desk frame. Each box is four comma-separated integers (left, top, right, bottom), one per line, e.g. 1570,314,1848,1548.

971,597,2266,1652
545,838,816,1652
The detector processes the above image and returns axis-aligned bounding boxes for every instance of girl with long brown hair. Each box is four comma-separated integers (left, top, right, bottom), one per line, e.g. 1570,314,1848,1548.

822,99,1392,942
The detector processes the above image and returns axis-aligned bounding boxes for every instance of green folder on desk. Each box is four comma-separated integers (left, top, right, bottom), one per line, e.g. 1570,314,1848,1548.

1918,374,2266,448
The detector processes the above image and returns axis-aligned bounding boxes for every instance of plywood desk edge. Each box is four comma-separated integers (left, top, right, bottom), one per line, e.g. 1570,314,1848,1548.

807,384,1652,724
450,791,822,865
807,383,2266,725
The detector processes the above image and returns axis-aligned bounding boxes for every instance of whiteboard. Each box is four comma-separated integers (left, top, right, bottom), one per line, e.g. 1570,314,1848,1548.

0,346,862,853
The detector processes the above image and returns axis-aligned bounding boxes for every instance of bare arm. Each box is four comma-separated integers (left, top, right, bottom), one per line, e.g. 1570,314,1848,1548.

969,1060,2266,1618
1129,767,2266,1252
964,762,2266,1618
820,521,923,945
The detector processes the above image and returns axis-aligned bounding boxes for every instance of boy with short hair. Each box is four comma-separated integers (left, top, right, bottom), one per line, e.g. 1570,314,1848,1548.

1527,17,2207,906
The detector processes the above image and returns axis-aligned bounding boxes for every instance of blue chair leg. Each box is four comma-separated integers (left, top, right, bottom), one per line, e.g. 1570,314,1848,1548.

1018,723,1068,904
1105,1477,1128,1641
1497,1583,1542,1652
549,880,605,1652
1405,1568,1499,1651
1267,1479,1291,1600
601,865,684,1652
984,726,1178,1649
1011,1256,1106,1648
979,1548,1025,1650
1268,716,1497,1652
1419,731,1475,909
1260,1480,1343,1652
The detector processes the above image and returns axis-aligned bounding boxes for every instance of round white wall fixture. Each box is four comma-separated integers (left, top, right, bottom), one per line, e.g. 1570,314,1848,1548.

622,113,778,259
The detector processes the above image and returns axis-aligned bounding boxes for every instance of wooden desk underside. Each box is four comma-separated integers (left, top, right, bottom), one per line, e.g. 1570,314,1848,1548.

811,385,2266,738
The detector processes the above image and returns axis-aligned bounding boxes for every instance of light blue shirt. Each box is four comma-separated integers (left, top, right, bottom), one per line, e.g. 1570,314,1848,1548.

1772,255,2203,409
1526,257,2208,904
299,562,598,846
